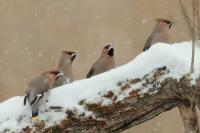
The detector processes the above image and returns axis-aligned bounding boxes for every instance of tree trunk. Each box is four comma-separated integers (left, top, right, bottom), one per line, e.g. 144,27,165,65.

178,102,199,133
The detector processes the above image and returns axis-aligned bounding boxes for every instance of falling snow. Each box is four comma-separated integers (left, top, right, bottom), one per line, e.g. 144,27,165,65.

141,19,147,24
0,42,199,132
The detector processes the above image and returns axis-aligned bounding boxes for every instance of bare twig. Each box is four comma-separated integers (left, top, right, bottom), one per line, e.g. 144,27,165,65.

179,0,200,73
179,0,194,37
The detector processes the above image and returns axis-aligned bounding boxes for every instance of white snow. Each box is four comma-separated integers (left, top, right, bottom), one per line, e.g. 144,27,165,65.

0,41,200,132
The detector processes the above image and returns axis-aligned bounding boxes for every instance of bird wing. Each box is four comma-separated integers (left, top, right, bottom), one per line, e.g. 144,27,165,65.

30,91,47,105
143,35,153,51
24,89,30,105
87,60,99,78
28,76,50,105
86,67,95,78
23,96,27,106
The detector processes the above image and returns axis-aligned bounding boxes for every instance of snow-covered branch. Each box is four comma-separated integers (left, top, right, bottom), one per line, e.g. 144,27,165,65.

1,42,200,133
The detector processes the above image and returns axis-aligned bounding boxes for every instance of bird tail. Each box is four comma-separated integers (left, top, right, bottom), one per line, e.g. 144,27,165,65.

143,47,148,51
32,111,38,117
32,111,39,122
23,95,27,106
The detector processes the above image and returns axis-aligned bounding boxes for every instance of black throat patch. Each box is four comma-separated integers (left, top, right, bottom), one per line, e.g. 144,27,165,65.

108,48,114,56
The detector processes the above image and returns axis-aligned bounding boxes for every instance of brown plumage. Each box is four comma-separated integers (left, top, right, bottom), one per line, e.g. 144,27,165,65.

143,18,174,51
87,44,115,78
24,70,62,120
53,51,77,87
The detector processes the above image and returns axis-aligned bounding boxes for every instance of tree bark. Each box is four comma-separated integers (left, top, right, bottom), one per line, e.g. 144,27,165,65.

178,102,199,133
21,67,200,133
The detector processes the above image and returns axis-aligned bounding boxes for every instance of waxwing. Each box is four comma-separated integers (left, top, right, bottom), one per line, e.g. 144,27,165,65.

53,51,77,87
24,70,63,121
143,18,174,51
87,44,115,78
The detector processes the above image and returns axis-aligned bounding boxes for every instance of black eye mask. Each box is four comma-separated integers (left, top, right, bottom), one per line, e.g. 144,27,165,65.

162,20,173,29
62,51,74,55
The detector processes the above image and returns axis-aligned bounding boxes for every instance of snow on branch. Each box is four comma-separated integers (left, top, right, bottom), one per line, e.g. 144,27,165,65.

1,42,200,133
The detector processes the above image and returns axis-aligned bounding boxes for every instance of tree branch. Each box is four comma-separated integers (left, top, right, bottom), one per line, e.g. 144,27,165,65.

1,43,200,133
22,67,200,133
178,101,199,133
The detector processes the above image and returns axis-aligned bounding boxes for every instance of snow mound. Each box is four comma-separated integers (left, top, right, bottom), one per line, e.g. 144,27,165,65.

0,41,199,132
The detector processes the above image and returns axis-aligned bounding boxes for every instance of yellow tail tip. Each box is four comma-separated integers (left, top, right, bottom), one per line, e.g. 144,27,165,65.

32,116,39,121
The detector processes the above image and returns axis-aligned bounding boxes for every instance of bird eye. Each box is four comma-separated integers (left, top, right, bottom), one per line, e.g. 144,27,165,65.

156,18,172,26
